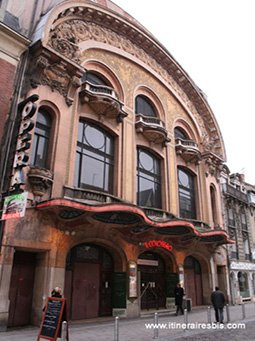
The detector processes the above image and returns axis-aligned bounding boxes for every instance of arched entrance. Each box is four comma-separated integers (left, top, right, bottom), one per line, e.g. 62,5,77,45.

184,256,203,306
138,251,166,310
65,244,114,320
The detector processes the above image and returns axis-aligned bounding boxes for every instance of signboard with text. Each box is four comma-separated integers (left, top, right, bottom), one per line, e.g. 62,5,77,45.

37,297,69,341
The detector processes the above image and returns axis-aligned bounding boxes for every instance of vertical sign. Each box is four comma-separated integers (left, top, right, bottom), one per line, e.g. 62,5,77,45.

10,94,38,189
128,261,137,298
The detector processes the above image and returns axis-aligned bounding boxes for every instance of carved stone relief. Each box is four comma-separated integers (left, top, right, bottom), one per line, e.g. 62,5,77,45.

41,7,222,156
27,49,82,106
46,18,222,156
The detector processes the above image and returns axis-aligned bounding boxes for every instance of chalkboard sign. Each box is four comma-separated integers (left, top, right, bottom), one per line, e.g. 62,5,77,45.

37,297,69,341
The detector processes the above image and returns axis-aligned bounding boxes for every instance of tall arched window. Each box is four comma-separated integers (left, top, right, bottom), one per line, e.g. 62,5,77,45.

31,108,52,168
137,148,161,208
75,121,114,193
178,168,196,219
135,95,157,117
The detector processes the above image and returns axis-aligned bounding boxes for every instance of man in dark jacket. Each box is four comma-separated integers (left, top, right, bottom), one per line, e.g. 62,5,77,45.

211,286,225,323
174,283,184,315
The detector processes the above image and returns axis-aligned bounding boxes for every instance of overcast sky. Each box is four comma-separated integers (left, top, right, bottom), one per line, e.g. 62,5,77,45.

113,0,255,185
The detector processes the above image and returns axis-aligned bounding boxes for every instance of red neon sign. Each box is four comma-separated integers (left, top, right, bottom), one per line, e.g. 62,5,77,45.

144,240,173,252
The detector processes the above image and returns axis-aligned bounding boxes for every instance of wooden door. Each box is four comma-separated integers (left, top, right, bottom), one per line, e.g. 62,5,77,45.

184,268,203,306
71,263,100,320
8,252,36,327
184,268,196,305
195,273,203,305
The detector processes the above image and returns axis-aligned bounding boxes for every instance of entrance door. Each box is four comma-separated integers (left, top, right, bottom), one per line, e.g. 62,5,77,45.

65,244,114,320
8,251,36,327
71,262,100,320
138,251,166,310
184,256,203,306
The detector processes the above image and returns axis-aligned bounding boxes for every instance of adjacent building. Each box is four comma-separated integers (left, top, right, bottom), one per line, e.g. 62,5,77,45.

0,0,232,329
221,169,255,304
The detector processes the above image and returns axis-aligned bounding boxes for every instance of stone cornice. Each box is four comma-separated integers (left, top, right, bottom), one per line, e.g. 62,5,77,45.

0,22,30,64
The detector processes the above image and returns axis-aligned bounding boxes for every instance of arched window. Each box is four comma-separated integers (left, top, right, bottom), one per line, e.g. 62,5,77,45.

137,148,161,208
31,108,52,168
178,168,196,219
174,127,188,140
135,95,157,117
82,71,108,85
75,121,114,193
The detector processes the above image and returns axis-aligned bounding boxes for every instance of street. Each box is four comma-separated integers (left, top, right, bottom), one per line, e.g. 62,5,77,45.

0,303,255,340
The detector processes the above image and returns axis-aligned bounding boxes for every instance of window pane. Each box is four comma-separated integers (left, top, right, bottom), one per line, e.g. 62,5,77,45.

178,168,196,219
135,95,156,117
174,127,188,140
75,121,114,193
139,151,154,171
137,148,161,208
35,137,48,167
31,109,51,168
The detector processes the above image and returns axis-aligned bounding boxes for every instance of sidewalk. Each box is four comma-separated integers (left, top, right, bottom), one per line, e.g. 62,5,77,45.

0,303,255,341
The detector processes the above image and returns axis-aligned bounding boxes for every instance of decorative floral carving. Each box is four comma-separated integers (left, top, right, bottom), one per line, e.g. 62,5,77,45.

42,63,70,94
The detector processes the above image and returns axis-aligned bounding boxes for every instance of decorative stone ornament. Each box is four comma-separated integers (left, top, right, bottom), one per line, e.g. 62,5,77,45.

27,166,53,198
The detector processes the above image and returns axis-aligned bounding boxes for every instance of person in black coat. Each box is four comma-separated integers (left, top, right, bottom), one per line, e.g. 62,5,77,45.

174,283,184,316
211,286,225,323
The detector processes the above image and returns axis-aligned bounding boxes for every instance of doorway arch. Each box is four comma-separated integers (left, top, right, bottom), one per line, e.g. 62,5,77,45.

184,256,203,306
138,251,166,310
65,243,114,320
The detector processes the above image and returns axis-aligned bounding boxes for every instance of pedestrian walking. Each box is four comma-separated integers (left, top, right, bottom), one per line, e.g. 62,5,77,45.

174,283,184,315
211,286,225,323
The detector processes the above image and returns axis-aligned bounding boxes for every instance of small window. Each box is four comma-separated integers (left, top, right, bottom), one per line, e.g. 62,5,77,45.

241,211,247,230
174,127,188,140
31,109,52,168
227,208,235,226
135,95,157,117
137,148,161,208
82,71,108,85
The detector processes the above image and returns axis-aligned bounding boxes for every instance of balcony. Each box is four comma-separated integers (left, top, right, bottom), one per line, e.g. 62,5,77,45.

223,183,248,203
63,186,124,205
79,81,127,122
175,138,201,163
135,114,170,145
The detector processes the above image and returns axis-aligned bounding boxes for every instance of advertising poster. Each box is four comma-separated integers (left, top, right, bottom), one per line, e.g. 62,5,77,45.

129,261,137,298
1,192,28,220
